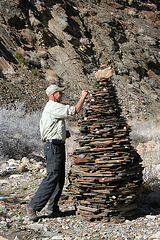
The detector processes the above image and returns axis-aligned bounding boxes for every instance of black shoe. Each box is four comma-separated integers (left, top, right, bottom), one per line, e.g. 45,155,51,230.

46,210,64,217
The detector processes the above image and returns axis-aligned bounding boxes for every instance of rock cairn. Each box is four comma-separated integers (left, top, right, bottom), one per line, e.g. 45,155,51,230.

68,67,143,221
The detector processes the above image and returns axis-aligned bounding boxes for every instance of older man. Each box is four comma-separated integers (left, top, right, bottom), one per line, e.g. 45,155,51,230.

25,84,88,221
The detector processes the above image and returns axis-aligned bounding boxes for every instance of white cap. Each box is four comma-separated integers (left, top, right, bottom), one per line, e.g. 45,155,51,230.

46,84,65,97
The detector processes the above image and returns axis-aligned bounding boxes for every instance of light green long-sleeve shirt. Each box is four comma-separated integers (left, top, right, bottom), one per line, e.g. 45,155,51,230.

40,100,76,142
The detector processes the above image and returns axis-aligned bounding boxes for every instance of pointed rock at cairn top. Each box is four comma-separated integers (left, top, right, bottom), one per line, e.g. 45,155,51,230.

68,66,143,222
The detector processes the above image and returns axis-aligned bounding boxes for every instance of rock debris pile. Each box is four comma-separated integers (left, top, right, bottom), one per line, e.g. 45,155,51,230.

68,69,143,221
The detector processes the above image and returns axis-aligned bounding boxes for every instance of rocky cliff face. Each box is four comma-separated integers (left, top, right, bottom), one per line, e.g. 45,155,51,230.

0,0,159,120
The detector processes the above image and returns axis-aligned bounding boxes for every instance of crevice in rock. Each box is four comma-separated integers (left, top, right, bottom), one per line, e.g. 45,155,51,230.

109,19,128,45
148,61,160,75
0,42,17,64
8,16,26,30
134,66,148,80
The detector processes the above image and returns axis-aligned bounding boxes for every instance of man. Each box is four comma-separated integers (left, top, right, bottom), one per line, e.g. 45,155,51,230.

25,84,88,221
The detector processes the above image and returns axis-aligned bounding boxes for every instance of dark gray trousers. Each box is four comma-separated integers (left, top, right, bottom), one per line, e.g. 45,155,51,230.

29,141,65,212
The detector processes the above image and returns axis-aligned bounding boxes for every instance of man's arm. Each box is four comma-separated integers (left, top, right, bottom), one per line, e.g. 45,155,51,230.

75,90,88,114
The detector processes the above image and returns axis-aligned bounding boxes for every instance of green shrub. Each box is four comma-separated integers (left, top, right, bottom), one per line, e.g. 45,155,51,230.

31,67,41,77
15,51,29,67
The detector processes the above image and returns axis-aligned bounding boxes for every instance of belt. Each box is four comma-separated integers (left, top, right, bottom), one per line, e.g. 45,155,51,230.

46,139,65,145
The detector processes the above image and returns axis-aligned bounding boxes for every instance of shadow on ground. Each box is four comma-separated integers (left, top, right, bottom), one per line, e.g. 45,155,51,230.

33,209,76,222
127,189,160,221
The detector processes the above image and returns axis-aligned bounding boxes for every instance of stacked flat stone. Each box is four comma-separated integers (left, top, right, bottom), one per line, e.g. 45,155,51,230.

68,68,143,221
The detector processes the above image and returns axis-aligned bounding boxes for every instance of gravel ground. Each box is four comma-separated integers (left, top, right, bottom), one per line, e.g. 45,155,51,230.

1,157,160,240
